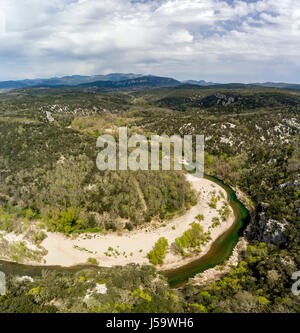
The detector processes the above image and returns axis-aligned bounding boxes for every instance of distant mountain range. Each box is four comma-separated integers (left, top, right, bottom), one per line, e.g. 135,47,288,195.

182,80,219,86
78,75,180,89
0,73,300,91
0,73,144,89
182,80,300,91
253,82,300,91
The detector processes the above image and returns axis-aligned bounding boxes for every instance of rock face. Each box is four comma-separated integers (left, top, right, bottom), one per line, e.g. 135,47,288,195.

215,93,235,106
0,271,6,296
276,180,299,190
246,202,287,245
46,111,55,123
256,211,287,245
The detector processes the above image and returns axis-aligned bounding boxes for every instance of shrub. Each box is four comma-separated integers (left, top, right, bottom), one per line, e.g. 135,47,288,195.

211,217,221,228
44,208,86,234
175,223,204,256
195,214,204,222
87,258,99,265
147,237,169,265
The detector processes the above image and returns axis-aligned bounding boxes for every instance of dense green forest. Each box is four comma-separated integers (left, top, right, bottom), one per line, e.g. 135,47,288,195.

0,89,195,233
0,85,299,312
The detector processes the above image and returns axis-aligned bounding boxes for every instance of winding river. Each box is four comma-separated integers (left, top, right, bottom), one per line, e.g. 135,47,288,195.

164,175,250,287
0,175,250,288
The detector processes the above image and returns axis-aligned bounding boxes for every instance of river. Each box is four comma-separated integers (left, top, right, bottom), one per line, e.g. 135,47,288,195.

164,175,250,287
0,175,250,288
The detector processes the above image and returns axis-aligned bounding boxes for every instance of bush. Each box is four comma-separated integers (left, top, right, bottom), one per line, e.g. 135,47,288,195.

125,222,133,231
175,223,204,256
45,208,86,234
87,258,99,265
147,237,169,265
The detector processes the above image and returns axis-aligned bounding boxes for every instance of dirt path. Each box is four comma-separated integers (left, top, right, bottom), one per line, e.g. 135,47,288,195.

133,178,147,213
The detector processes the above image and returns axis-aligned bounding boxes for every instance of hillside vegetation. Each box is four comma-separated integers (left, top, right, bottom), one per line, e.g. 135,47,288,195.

0,85,299,313
0,89,196,233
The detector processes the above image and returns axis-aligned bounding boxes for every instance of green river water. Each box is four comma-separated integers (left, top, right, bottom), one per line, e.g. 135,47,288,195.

0,175,250,288
164,175,250,287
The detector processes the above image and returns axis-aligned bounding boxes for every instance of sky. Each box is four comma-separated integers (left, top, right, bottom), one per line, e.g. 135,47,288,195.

0,0,299,83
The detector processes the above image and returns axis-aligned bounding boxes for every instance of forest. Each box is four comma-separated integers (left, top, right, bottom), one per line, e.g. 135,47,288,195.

0,85,299,312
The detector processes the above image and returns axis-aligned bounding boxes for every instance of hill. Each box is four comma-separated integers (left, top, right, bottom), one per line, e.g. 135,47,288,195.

0,85,299,314
1,73,300,92
0,73,144,89
78,76,181,89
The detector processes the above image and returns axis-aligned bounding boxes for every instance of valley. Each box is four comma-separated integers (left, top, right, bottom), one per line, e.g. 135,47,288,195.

0,174,235,271
0,84,299,313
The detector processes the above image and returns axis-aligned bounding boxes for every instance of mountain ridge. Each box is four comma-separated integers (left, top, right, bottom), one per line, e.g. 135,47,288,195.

1,73,300,91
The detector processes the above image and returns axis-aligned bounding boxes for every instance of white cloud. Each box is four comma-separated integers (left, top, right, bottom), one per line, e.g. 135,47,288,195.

0,0,299,82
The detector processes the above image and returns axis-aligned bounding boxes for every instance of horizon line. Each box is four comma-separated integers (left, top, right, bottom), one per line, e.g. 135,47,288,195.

0,73,300,86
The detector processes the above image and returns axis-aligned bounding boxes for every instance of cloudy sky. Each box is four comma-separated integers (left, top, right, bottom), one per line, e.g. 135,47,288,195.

0,0,299,82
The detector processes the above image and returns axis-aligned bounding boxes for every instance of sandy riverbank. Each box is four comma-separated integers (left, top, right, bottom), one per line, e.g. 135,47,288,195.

37,174,235,269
